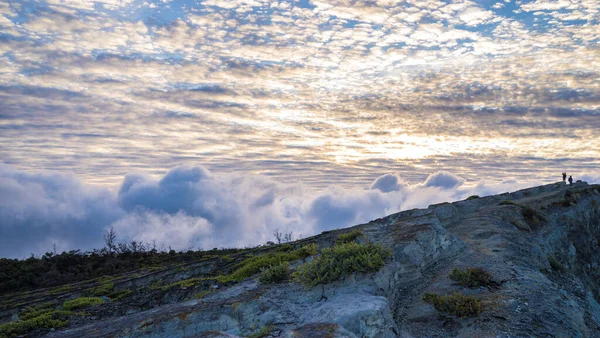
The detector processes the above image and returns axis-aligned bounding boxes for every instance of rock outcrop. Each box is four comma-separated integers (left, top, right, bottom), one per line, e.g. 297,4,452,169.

9,182,600,337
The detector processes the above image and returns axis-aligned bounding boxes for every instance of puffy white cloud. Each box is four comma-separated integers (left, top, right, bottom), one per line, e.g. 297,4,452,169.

422,171,465,189
4,164,584,258
370,173,406,192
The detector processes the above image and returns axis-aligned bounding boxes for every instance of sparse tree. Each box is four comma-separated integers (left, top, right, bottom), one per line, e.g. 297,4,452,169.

130,240,139,253
273,229,283,244
273,228,294,244
284,230,294,243
103,226,117,255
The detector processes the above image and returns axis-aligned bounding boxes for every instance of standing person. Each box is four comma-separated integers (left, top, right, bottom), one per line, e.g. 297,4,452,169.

562,173,567,182
568,175,573,185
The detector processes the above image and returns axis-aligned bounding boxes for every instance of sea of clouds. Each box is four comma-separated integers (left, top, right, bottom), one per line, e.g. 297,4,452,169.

1,164,597,258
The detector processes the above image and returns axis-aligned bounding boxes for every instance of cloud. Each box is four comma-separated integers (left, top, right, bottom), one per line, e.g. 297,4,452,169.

370,173,406,193
0,164,122,257
3,164,583,258
423,171,465,189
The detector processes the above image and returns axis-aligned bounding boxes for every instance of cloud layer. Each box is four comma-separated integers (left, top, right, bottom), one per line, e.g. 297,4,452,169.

4,164,593,258
0,0,598,189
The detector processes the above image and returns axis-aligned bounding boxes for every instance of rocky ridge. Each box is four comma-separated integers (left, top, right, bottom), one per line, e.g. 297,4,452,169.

3,181,600,337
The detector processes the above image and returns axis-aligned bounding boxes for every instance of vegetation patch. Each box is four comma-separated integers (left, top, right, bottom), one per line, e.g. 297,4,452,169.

0,310,72,338
336,230,363,245
107,289,132,301
422,292,483,317
51,284,73,295
195,288,215,299
294,242,392,287
248,324,273,338
547,256,566,272
84,282,114,297
62,297,104,311
499,200,517,206
466,195,480,200
19,302,55,321
162,278,204,290
448,268,493,288
259,262,290,284
216,244,318,284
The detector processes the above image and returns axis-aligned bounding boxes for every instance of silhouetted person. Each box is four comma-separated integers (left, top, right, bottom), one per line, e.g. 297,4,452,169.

562,172,567,182
568,175,573,185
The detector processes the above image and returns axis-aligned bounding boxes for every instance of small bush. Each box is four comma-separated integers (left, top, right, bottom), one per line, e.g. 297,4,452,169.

84,282,114,297
422,292,483,317
448,268,493,288
19,303,55,321
336,230,363,245
296,243,318,258
520,206,536,220
51,284,72,295
0,310,71,338
248,324,273,338
547,256,566,272
466,195,480,200
274,244,294,253
499,200,517,206
294,242,392,287
107,289,132,301
62,297,104,311
217,243,318,283
163,278,203,290
195,288,214,299
259,262,290,284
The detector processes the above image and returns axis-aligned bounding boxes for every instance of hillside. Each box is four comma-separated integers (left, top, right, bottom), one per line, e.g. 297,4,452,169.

1,181,599,338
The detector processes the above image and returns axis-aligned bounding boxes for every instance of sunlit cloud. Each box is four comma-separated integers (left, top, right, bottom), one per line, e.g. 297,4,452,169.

0,0,598,194
3,164,582,258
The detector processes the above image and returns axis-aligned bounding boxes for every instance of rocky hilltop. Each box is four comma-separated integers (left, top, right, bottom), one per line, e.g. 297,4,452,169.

2,181,600,338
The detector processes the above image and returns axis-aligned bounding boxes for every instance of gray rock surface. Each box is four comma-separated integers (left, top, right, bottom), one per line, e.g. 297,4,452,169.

39,182,600,337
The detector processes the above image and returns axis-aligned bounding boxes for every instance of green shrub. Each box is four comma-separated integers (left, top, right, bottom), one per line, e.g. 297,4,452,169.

295,243,318,258
274,244,294,252
336,230,363,245
0,310,71,338
520,206,536,220
84,282,114,297
163,278,203,290
259,262,290,284
466,195,480,200
499,200,517,206
448,268,493,288
51,284,72,295
217,244,318,283
294,242,392,287
248,324,273,338
547,256,566,272
19,303,55,321
422,292,483,317
195,288,214,299
107,289,132,301
62,297,104,311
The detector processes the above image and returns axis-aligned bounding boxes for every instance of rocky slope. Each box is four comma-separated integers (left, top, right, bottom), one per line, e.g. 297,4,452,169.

3,181,600,338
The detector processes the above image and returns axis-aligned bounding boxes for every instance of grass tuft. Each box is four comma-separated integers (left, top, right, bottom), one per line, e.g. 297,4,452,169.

0,310,72,338
422,292,483,317
83,282,114,297
259,262,290,284
62,297,104,311
448,268,493,288
107,289,132,301
336,230,363,245
547,256,566,272
248,324,273,338
294,242,391,287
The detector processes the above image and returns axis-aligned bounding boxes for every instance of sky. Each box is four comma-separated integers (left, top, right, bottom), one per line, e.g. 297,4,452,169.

0,0,599,258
